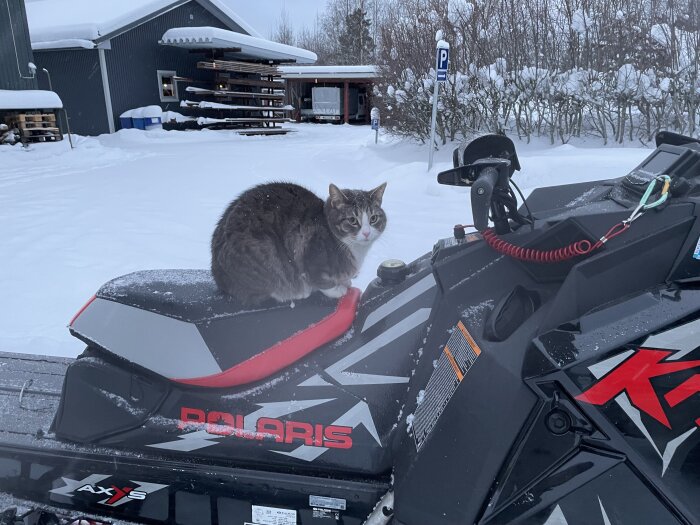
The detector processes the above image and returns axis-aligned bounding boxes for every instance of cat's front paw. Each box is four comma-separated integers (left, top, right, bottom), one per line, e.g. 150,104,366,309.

321,285,348,299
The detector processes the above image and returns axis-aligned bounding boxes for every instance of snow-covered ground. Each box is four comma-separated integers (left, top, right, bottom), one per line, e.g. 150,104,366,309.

0,124,652,357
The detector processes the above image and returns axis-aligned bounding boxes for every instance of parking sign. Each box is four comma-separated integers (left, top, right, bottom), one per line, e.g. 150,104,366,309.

437,47,449,82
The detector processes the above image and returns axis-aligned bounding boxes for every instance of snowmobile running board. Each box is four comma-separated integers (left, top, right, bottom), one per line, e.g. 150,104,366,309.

0,352,388,524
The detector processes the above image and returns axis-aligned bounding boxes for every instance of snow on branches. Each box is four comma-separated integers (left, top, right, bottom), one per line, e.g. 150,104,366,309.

376,0,700,145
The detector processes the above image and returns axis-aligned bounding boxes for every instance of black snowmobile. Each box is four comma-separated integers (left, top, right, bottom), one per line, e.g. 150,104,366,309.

1,132,699,525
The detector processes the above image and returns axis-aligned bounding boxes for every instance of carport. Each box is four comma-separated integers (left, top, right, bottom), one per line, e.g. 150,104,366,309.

280,65,378,124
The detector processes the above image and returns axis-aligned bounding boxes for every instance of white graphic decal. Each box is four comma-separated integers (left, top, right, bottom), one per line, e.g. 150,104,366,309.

49,474,111,497
147,429,223,452
361,274,436,332
662,426,697,475
543,504,568,525
598,496,611,525
644,318,700,361
300,308,431,387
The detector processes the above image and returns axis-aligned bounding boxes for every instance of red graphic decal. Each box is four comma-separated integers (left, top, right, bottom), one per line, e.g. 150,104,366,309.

665,374,700,408
105,486,131,506
576,349,700,428
324,425,353,449
284,421,314,445
257,417,285,443
178,407,354,449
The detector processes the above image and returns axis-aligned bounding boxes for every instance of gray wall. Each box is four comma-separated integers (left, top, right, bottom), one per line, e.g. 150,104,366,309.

0,0,37,90
106,1,243,129
34,49,110,135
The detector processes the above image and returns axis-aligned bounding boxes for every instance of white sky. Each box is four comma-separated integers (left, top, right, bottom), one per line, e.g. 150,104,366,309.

221,0,326,39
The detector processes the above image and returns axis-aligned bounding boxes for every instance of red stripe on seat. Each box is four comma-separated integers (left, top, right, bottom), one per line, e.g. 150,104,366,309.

172,288,361,388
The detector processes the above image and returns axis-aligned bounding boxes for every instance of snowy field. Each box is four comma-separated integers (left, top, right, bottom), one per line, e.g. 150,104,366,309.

0,124,653,357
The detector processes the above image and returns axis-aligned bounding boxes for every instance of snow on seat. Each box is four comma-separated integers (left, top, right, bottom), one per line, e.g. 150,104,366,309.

70,270,359,388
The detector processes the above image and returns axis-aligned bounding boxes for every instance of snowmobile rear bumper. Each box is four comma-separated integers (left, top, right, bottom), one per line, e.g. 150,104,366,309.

0,440,387,524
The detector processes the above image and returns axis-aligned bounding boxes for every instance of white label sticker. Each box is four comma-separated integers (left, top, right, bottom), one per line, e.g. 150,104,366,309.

251,505,297,525
693,236,700,260
309,495,346,510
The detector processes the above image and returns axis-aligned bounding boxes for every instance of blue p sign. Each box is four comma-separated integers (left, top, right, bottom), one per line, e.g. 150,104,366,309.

436,47,449,82
438,48,449,70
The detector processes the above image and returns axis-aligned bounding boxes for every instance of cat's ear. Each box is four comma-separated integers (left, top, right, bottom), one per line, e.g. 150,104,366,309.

329,184,348,207
370,182,387,205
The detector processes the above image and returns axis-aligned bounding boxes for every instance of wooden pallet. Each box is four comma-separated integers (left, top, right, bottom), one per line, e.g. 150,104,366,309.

3,111,62,144
17,113,56,123
17,121,58,130
21,129,63,143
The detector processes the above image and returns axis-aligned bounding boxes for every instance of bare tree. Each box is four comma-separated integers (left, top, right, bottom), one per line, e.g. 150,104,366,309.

271,8,295,45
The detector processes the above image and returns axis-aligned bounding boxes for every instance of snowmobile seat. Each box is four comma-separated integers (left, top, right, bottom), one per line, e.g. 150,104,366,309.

69,270,360,388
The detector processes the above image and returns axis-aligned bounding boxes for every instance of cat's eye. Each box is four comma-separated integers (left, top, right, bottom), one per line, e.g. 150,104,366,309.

370,215,379,224
347,217,359,226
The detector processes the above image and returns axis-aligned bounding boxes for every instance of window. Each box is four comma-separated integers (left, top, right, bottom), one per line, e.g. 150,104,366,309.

157,70,178,102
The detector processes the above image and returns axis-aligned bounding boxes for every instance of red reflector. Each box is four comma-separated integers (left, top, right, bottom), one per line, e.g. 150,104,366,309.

69,295,96,326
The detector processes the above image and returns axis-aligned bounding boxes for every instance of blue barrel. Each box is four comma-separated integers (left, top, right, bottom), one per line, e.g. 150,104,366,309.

132,117,146,130
119,109,134,129
145,116,162,130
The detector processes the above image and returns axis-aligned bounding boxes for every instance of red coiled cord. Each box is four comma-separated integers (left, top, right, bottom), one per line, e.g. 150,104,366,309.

482,222,630,263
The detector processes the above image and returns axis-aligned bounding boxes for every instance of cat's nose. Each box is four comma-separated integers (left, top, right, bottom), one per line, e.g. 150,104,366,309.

362,231,370,239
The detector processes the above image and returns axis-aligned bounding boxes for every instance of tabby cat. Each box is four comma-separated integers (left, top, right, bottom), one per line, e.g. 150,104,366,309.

211,182,387,305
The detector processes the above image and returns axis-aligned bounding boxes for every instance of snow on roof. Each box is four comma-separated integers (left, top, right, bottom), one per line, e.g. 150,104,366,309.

32,39,96,51
25,0,262,49
0,90,63,110
279,65,379,80
160,27,317,64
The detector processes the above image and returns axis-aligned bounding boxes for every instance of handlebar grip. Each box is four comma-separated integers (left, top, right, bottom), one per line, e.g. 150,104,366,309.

471,167,499,231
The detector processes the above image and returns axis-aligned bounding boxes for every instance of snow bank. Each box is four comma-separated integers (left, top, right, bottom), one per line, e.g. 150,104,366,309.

0,90,63,110
162,111,193,123
132,105,163,119
0,125,653,358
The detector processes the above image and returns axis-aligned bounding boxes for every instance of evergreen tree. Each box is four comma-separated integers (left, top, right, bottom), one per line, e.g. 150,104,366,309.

337,8,375,64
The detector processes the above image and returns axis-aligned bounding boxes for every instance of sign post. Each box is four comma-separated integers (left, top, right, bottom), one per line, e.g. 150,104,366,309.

371,107,380,144
428,40,449,170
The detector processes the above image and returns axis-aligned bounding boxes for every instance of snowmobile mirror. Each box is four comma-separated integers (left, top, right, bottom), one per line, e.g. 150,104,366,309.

437,165,473,186
461,134,520,176
452,146,461,168
439,134,521,187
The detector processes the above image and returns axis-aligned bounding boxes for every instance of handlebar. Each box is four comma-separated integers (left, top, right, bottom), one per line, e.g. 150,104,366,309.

471,167,499,231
